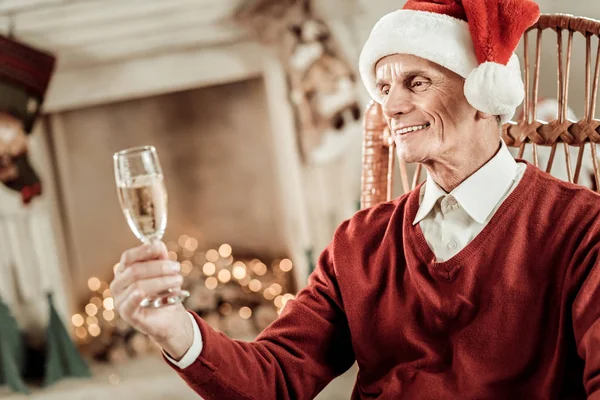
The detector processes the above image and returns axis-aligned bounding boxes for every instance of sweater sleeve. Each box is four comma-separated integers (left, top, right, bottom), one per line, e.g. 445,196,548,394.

572,240,600,399
166,242,356,400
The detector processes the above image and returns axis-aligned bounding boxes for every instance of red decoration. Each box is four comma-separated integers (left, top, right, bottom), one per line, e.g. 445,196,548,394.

404,0,540,66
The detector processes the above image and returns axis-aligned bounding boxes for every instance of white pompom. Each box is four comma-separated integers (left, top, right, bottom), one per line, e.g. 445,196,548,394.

464,56,524,123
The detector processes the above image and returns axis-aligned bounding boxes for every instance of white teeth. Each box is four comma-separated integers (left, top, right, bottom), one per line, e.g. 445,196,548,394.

395,124,429,135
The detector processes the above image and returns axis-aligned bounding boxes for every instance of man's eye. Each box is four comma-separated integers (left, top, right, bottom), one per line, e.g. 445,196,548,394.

410,80,430,91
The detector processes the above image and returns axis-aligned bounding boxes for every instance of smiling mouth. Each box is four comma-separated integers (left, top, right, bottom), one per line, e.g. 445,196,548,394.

395,123,430,136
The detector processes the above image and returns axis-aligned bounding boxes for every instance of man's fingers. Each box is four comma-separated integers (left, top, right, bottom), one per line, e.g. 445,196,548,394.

110,260,181,296
116,285,146,326
128,275,183,299
118,241,169,271
115,278,183,328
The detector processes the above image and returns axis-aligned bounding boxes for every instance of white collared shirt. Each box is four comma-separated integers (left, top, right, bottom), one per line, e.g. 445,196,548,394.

163,312,203,369
166,140,527,368
414,140,526,261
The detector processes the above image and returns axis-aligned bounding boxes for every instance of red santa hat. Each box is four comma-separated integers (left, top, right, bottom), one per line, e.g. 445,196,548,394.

359,0,540,123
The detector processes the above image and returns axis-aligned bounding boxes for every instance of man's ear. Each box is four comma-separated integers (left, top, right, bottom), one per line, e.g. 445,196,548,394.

476,110,496,120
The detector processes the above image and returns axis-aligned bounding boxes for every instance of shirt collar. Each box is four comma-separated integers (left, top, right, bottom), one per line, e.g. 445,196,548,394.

413,140,518,225
413,171,447,225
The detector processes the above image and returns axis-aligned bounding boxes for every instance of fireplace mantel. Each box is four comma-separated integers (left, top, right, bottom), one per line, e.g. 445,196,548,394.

0,0,360,113
44,40,265,113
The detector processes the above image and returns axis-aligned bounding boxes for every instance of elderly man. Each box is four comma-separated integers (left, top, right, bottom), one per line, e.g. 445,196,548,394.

110,0,600,398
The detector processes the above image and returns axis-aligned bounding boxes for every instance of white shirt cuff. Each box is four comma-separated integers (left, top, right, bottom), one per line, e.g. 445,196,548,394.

162,312,203,369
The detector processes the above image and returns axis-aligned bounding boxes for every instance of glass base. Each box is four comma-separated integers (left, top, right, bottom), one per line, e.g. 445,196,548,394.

139,289,190,309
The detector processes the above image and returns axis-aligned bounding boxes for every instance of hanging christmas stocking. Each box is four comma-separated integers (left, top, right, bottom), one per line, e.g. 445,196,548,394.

0,296,29,394
43,293,91,387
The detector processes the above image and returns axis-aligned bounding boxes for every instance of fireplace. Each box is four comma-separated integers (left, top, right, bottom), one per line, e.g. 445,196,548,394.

31,39,320,317
47,78,292,304
0,0,369,315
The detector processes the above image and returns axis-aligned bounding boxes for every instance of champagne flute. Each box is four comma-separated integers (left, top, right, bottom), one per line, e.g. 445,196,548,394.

113,145,189,308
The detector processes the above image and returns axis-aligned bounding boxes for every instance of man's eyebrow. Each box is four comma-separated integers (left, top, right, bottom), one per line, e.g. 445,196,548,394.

402,70,430,79
375,80,388,90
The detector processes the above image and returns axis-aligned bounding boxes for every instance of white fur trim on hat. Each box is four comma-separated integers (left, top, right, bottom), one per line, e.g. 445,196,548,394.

464,56,524,123
359,9,523,122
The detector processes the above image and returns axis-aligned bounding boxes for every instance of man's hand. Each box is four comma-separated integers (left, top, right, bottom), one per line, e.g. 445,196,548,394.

110,241,194,360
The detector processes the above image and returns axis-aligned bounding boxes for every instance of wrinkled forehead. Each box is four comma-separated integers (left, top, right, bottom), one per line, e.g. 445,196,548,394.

375,54,457,81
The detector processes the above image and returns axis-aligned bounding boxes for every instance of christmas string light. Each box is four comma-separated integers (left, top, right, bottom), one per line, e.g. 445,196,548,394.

73,236,296,360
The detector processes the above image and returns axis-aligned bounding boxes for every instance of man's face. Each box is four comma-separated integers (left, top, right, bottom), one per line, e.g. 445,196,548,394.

375,54,479,164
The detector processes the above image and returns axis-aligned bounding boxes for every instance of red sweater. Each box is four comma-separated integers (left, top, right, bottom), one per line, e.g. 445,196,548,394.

169,163,600,399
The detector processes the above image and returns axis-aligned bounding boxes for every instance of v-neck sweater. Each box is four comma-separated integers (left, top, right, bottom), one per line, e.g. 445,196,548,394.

169,163,600,400
407,161,530,281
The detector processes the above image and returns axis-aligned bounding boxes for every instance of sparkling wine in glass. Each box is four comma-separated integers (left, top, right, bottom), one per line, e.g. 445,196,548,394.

113,145,189,308
117,174,167,243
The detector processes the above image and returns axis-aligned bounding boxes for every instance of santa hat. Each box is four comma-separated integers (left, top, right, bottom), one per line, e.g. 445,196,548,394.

359,0,540,123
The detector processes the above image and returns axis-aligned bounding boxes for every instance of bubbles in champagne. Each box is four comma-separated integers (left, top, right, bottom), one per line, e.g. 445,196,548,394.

117,175,167,242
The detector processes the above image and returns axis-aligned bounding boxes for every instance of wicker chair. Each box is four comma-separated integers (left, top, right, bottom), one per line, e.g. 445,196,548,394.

360,14,600,209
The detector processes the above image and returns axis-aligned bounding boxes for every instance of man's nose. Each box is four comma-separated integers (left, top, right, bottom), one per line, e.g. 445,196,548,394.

382,88,414,119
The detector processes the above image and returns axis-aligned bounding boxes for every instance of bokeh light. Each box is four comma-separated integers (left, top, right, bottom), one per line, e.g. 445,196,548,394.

232,264,247,280
218,269,232,283
219,244,232,258
239,306,252,319
206,249,219,262
71,314,84,327
85,304,98,316
103,298,115,310
203,262,216,276
249,279,262,292
205,277,218,290
280,259,293,272
88,277,101,291
88,324,101,337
